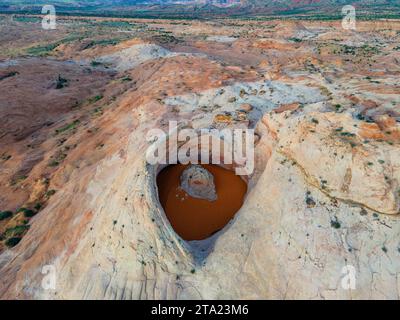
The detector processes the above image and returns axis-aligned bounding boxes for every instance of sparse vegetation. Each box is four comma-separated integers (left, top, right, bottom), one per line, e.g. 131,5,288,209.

88,95,103,104
152,32,182,44
55,120,80,135
5,237,22,248
55,74,68,89
11,175,28,185
82,38,126,50
16,207,36,217
0,9,398,297
48,160,60,167
46,190,57,197
26,43,60,56
3,224,30,238
306,193,316,208
92,107,103,117
0,71,19,81
0,153,12,161
90,60,103,67
0,211,13,220
121,76,132,82
330,217,341,229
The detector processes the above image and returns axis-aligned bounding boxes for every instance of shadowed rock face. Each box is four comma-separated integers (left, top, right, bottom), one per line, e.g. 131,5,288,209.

0,17,399,299
180,164,218,201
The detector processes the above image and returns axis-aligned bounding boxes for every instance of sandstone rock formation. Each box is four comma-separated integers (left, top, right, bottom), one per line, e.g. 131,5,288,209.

180,165,218,201
0,18,399,300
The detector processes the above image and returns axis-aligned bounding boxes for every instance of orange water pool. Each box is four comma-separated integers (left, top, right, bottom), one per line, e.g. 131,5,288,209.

157,164,247,240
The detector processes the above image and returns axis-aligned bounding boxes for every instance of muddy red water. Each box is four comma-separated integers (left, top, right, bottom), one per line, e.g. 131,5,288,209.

157,164,247,241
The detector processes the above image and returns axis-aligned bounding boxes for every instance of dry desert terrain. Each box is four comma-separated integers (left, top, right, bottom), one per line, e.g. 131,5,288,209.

0,15,400,299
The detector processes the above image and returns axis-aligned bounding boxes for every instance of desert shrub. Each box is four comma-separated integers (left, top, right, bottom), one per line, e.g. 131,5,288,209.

55,120,80,134
1,154,12,161
26,43,59,56
5,237,22,248
82,38,124,50
306,197,316,208
25,33,84,57
55,75,68,89
90,60,102,67
4,225,30,238
88,95,103,104
92,107,103,117
23,209,37,218
0,71,19,81
49,151,67,166
330,218,341,229
0,211,13,220
10,175,28,185
48,160,59,167
121,76,132,82
46,190,56,197
152,33,182,44
16,208,36,218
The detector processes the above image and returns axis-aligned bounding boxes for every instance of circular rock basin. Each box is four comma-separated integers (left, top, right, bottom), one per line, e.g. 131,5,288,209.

157,164,247,241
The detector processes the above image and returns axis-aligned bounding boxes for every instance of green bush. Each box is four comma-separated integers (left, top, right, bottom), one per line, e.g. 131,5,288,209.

48,160,60,167
56,75,68,89
46,190,56,197
5,237,22,248
90,60,102,67
82,38,124,50
4,225,30,238
0,211,13,220
26,43,59,56
121,76,132,82
88,95,103,104
55,120,80,134
0,71,18,81
16,208,37,218
23,209,37,218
